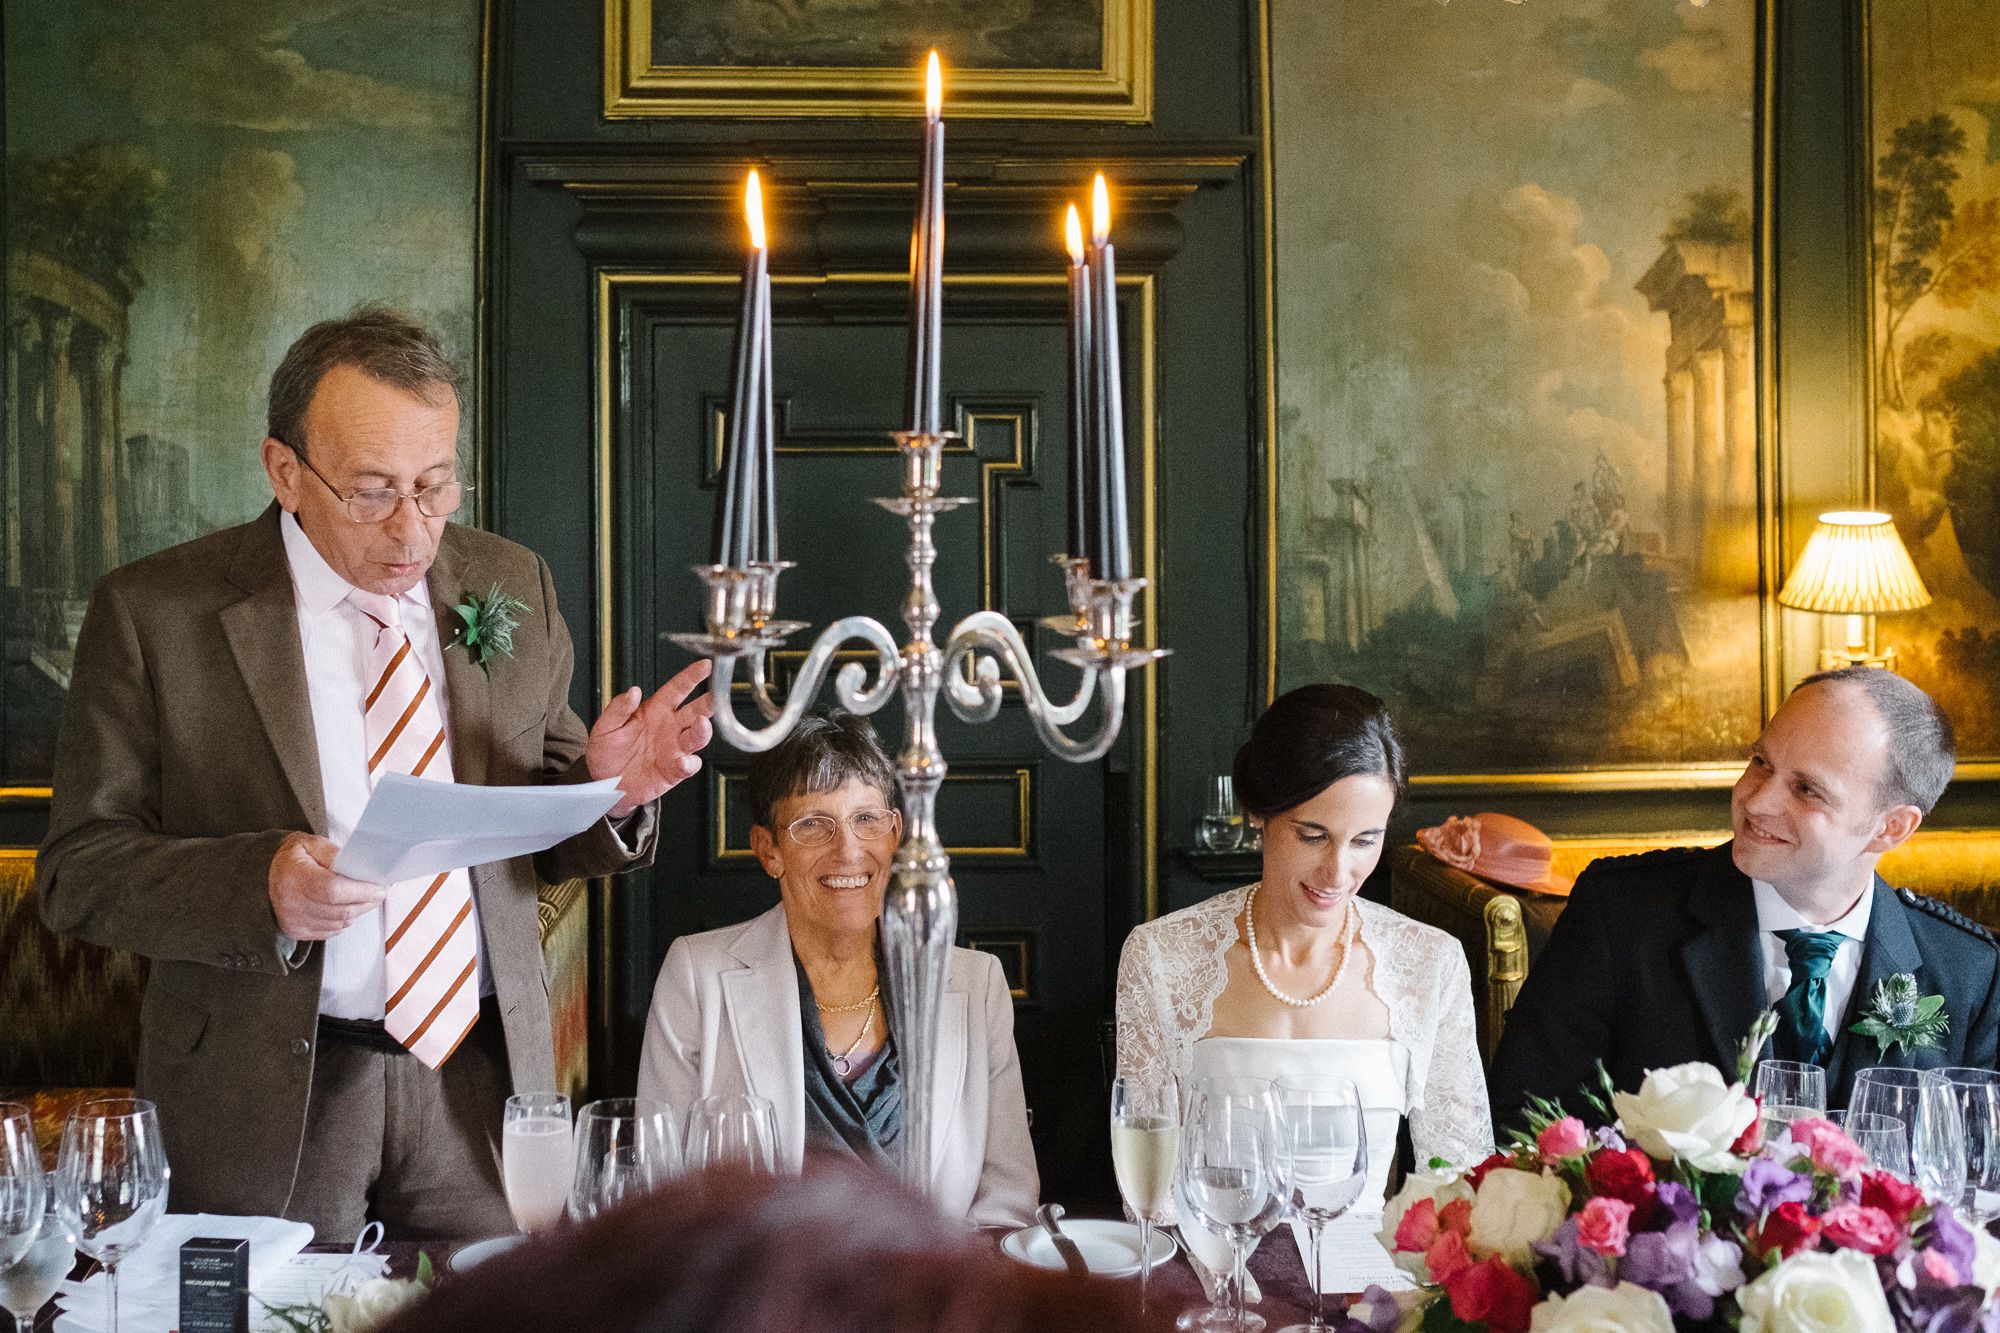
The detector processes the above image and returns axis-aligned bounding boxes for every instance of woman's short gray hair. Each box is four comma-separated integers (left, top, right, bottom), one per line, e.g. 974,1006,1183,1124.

1796,666,1957,814
742,710,898,830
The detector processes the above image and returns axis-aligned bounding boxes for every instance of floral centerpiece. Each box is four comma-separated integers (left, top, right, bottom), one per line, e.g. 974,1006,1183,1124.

1351,1018,1999,1333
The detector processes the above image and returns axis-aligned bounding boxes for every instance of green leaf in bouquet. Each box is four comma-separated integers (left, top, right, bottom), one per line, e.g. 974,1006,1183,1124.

1420,1292,1483,1333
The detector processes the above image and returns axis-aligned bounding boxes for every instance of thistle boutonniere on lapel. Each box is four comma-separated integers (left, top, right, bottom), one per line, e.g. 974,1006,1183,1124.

448,583,531,677
1849,973,1949,1058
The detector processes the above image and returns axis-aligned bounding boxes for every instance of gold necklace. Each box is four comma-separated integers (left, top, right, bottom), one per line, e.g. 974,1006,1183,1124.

1244,883,1356,1008
815,984,880,1015
828,999,877,1077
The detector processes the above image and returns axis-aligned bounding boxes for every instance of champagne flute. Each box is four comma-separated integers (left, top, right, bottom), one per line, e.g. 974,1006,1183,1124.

1933,1068,2000,1224
502,1093,572,1233
0,1105,43,1274
571,1099,680,1221
1275,1078,1369,1333
55,1098,168,1333
1752,1061,1826,1140
0,1195,75,1333
685,1095,777,1172
1111,1074,1180,1313
1179,1077,1286,1333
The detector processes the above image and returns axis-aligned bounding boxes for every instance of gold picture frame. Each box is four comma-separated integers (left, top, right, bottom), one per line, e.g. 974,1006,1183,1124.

603,0,1152,121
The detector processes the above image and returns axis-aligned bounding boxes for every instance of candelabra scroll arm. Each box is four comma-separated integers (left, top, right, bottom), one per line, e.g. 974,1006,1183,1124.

744,646,786,722
706,615,902,754
942,610,1123,761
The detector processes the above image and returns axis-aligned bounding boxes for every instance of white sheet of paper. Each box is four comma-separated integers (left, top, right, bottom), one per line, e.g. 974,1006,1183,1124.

1290,1212,1414,1294
331,772,626,884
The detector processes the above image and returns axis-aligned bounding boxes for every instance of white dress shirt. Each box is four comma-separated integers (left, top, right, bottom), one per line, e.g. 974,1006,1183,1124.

281,512,492,1019
1754,878,1873,1044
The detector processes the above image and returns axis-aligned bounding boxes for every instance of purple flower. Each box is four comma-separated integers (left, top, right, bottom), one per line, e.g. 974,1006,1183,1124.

1890,1280,2000,1333
1337,1287,1412,1333
1736,1155,1813,1217
1594,1125,1628,1153
1653,1181,1700,1229
1533,1216,1612,1287
1922,1205,1979,1286
1621,1223,1744,1321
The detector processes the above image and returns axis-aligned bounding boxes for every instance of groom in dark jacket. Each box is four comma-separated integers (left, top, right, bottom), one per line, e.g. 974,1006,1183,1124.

1489,667,2000,1130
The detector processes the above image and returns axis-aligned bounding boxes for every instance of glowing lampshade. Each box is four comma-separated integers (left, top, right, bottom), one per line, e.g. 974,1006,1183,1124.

1777,511,1930,670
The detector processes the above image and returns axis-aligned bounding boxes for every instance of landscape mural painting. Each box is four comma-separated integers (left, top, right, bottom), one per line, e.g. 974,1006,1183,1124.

646,0,1105,71
2,0,481,783
1270,0,1764,780
1869,0,2000,760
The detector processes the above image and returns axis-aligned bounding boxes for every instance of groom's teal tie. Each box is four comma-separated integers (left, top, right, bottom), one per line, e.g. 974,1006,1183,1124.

1774,929,1846,1068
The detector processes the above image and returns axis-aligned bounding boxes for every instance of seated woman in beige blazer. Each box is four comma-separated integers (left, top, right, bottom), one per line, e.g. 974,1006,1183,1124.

636,709,1038,1227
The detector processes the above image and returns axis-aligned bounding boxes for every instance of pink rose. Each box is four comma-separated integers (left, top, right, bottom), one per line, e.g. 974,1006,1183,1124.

1538,1116,1591,1162
1576,1196,1634,1257
1418,816,1481,872
1821,1203,1901,1256
1789,1117,1869,1178
1427,1230,1475,1285
1394,1197,1441,1252
1921,1249,1964,1285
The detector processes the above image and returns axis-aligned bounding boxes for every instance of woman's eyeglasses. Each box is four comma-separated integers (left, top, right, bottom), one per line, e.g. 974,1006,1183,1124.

781,809,900,847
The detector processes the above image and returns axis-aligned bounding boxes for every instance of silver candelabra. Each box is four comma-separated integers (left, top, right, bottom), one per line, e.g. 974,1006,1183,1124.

672,428,1166,1195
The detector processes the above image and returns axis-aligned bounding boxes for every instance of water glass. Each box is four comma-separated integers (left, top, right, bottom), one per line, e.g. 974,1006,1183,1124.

0,1105,43,1274
56,1098,168,1333
1851,1067,1964,1198
1840,1111,1913,1178
1274,1078,1368,1333
1178,1076,1285,1333
1110,1074,1180,1313
502,1093,573,1233
1932,1068,2000,1223
0,1194,75,1332
1752,1061,1826,1139
686,1094,778,1172
570,1099,680,1221
1198,776,1247,852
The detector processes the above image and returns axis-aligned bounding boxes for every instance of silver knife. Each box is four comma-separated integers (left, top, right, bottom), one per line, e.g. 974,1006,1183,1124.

1035,1203,1090,1277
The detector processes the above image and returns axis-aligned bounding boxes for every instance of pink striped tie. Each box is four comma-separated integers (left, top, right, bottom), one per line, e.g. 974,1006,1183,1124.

351,590,480,1068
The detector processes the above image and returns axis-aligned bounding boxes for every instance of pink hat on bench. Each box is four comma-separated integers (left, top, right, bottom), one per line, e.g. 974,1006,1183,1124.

1416,812,1574,897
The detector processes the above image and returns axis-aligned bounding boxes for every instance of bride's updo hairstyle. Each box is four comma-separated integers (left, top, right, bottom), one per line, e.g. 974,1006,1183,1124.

1232,683,1408,818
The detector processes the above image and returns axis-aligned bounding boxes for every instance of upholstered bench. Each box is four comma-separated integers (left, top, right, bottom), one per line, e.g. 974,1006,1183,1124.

1390,829,2000,1065
0,849,592,1167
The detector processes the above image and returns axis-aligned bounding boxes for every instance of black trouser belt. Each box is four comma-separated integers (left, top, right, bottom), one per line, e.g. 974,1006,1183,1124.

317,994,501,1055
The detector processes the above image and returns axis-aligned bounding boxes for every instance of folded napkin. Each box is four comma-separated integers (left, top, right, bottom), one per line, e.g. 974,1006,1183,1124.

54,1213,313,1333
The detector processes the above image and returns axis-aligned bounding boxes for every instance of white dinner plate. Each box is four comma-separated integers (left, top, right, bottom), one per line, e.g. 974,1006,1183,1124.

449,1234,526,1272
999,1219,1177,1278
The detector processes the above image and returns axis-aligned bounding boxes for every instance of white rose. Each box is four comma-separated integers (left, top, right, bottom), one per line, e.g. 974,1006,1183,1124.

1468,1168,1570,1265
1611,1063,1757,1172
324,1277,427,1333
1529,1282,1677,1333
1378,1169,1475,1277
1738,1250,1895,1333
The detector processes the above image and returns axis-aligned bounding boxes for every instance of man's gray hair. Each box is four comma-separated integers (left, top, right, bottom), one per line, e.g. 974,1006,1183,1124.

1796,666,1957,814
266,304,461,461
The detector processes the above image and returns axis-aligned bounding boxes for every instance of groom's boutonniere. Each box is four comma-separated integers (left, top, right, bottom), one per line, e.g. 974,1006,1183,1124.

449,583,531,677
1850,973,1950,1058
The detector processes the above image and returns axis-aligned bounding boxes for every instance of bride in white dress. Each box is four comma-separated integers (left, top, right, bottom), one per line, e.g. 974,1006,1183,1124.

1116,684,1492,1214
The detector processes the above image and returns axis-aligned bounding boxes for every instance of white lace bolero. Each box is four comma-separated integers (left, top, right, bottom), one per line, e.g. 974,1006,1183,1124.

1115,885,1493,1171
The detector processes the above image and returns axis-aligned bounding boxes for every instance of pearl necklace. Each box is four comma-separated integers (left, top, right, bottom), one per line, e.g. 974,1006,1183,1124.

1244,883,1357,1008
827,998,876,1077
815,984,880,1016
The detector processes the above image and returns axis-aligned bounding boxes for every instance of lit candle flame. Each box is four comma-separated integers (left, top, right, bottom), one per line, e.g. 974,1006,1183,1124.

745,169,766,250
925,51,942,120
1065,204,1085,263
1091,173,1110,246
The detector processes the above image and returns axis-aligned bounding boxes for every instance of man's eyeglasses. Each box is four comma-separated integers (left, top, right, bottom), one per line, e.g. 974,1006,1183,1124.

780,808,900,848
286,444,464,524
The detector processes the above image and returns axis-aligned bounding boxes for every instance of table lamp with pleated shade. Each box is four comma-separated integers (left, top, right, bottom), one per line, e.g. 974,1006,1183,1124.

1776,510,1931,670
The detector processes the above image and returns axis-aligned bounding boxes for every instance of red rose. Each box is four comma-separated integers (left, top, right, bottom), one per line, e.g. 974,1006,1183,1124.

1445,1256,1539,1333
1731,1104,1764,1158
1438,1198,1474,1237
1395,1197,1440,1252
1465,1152,1519,1191
1822,1203,1901,1256
1860,1172,1925,1225
1427,1230,1475,1285
1584,1146,1658,1225
1753,1200,1823,1259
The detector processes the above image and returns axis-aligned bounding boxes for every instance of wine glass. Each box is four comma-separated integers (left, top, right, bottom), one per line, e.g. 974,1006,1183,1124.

55,1098,168,1333
1274,1078,1369,1333
1179,1076,1286,1333
685,1095,777,1172
1752,1061,1826,1140
0,1105,43,1273
0,1194,75,1333
1840,1112,1913,1177
1851,1067,1963,1196
571,1099,680,1221
1110,1074,1180,1313
1932,1068,2000,1224
502,1093,573,1233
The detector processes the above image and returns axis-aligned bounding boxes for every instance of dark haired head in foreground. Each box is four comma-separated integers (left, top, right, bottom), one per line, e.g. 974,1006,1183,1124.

380,1157,1163,1333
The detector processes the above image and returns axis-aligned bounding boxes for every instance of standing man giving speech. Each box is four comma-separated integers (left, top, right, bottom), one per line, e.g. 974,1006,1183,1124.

38,306,715,1241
